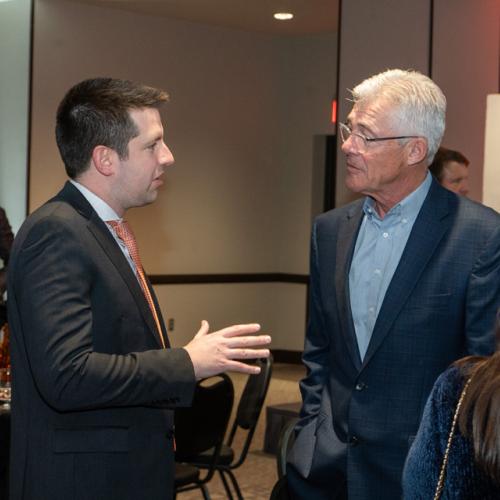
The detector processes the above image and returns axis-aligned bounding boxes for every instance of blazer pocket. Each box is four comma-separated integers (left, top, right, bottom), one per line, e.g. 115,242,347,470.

52,426,129,454
287,417,319,479
405,292,452,310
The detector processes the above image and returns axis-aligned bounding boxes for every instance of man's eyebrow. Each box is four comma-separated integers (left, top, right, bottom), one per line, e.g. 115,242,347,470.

356,122,375,136
148,133,163,143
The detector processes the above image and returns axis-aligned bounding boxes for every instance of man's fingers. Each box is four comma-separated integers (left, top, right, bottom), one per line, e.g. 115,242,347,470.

225,335,271,348
225,348,271,360
223,360,264,375
218,323,261,337
194,320,210,339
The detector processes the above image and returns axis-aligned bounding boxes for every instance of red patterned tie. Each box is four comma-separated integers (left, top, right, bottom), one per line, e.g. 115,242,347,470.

108,220,166,348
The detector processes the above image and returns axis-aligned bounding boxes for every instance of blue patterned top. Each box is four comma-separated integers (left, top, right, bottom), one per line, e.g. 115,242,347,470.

402,365,499,499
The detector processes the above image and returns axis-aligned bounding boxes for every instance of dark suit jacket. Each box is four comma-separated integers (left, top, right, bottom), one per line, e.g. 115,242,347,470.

7,183,196,500
287,180,500,500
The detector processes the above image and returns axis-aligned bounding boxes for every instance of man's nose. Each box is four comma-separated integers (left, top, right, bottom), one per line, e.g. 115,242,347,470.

160,142,174,166
341,136,356,154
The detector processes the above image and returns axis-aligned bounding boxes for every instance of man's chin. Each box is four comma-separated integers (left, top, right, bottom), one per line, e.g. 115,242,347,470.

132,192,158,209
345,176,365,194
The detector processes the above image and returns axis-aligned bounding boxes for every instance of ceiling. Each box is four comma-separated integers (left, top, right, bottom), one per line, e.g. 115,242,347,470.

65,0,339,36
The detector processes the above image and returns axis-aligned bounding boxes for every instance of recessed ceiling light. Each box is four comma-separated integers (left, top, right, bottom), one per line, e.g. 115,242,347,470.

274,12,294,21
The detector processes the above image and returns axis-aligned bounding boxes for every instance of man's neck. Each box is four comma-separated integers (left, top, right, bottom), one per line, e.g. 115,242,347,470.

70,179,123,220
370,170,429,218
72,176,125,218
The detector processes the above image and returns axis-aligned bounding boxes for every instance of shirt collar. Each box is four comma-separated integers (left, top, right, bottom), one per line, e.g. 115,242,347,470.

363,171,432,222
70,180,121,222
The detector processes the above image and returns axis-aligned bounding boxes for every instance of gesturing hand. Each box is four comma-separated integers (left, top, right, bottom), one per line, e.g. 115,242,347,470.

183,320,271,380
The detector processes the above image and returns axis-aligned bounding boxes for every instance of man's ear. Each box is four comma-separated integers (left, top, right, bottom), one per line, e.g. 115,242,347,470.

407,137,428,166
91,145,116,176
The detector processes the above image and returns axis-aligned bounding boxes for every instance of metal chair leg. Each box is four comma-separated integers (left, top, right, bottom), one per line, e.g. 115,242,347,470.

219,470,234,499
201,484,211,500
226,470,243,500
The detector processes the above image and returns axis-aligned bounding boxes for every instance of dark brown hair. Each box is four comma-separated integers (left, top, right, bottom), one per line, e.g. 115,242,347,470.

55,78,169,179
429,146,469,182
454,312,500,483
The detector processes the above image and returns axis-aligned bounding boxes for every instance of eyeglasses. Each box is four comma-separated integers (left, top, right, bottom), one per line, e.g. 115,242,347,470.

339,122,421,151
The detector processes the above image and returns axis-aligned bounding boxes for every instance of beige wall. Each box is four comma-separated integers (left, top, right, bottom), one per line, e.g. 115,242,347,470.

483,94,500,212
433,0,500,203
335,0,431,208
334,0,500,206
156,283,307,348
30,0,336,350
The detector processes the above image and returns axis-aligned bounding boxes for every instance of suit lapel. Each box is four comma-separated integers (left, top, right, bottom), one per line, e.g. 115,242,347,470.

56,182,165,348
361,181,452,367
335,202,364,370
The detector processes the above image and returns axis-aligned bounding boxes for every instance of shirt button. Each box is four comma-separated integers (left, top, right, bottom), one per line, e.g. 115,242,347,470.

402,218,408,224
368,307,375,314
374,269,381,275
383,232,389,238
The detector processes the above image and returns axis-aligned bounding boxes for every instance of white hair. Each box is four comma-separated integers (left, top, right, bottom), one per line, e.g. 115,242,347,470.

351,69,446,164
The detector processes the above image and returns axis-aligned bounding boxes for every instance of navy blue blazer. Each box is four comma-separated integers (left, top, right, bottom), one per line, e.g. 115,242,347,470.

8,183,196,500
287,179,500,500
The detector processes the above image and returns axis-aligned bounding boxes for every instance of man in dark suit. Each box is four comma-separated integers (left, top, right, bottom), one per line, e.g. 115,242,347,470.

7,78,271,500
287,69,500,499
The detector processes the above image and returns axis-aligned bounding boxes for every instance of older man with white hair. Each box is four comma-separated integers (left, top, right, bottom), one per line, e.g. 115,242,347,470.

287,69,500,500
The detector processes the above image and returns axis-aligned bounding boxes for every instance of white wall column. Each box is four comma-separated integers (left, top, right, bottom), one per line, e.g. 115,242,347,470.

0,0,32,232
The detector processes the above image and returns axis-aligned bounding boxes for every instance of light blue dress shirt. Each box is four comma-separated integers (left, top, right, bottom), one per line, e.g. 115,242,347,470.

349,172,432,360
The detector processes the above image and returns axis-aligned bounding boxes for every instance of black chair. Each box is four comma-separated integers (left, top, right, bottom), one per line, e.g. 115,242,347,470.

269,416,298,500
276,416,298,479
174,373,234,499
190,356,273,499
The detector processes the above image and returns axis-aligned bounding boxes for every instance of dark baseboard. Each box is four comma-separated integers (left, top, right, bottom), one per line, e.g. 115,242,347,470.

271,349,303,365
150,273,309,285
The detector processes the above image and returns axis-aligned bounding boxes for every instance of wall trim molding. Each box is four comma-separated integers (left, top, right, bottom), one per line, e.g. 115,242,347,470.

271,349,303,365
150,273,309,285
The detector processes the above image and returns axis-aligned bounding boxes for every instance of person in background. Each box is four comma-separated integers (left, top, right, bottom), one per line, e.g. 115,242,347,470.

429,146,470,196
0,207,13,295
0,207,14,325
403,310,500,499
7,78,271,500
286,69,500,500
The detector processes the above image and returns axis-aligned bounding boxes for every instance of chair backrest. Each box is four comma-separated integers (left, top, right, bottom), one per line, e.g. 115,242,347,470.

269,416,298,500
175,373,234,462
226,355,273,467
236,355,273,430
276,417,298,479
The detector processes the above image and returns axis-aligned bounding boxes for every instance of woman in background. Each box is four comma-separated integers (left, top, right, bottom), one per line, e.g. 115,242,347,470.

403,311,500,499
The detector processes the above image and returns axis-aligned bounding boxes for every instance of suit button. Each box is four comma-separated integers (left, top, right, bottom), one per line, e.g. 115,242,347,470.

355,382,367,391
349,436,359,446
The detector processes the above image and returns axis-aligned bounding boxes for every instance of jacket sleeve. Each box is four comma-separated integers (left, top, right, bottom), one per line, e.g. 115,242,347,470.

464,223,500,356
9,214,196,412
296,221,331,431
